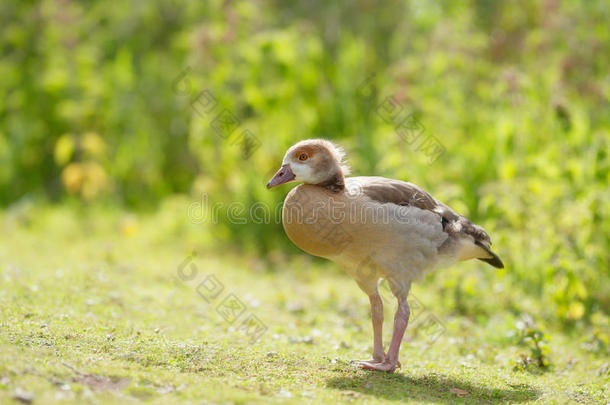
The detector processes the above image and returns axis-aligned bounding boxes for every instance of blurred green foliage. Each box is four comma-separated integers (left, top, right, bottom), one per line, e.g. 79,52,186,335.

0,0,608,329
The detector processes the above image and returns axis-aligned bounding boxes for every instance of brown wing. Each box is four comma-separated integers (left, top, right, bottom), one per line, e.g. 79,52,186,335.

355,176,492,246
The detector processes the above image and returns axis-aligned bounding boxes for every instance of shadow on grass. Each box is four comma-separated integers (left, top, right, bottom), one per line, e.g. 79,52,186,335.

327,372,539,404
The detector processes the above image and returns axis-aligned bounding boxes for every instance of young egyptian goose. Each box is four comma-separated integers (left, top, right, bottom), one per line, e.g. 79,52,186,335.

267,139,503,372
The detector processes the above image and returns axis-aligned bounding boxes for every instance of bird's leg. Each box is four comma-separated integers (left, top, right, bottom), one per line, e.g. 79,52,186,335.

351,293,384,365
370,294,385,362
385,296,410,367
360,295,410,373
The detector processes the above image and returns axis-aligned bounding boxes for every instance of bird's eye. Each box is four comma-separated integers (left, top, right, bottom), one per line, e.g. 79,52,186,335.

298,153,308,161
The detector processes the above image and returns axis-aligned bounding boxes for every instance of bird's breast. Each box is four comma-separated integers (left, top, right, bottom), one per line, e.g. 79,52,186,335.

282,185,353,258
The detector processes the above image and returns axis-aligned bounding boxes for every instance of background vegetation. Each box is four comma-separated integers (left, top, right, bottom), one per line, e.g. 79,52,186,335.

0,0,608,403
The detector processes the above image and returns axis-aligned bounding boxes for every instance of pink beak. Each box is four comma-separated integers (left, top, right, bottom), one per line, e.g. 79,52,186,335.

266,164,295,189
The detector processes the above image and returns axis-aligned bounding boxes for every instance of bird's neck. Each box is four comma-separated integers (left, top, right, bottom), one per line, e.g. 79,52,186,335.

315,170,345,192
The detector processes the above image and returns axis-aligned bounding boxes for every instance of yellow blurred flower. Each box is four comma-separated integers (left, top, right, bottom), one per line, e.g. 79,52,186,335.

81,162,108,200
82,132,106,157
120,215,139,238
61,161,108,200
61,162,85,194
567,301,585,320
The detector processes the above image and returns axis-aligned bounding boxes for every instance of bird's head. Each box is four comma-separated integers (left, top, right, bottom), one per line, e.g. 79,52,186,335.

266,139,350,192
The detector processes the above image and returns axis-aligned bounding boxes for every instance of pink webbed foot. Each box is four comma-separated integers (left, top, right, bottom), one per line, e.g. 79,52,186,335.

352,353,401,372
358,359,399,372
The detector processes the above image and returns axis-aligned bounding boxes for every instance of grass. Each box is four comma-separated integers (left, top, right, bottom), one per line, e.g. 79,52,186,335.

0,206,608,404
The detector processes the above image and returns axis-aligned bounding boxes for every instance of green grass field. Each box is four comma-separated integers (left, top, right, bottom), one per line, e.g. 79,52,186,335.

1,207,607,404
1,1,608,403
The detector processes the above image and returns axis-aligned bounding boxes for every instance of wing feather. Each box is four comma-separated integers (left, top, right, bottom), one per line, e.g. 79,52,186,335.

353,176,492,246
